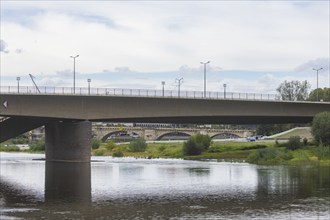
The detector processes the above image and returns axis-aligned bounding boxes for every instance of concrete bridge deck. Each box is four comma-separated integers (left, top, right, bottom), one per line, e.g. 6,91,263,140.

0,93,329,162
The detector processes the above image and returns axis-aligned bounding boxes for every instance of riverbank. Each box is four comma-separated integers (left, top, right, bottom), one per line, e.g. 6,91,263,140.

1,140,329,165
92,141,330,165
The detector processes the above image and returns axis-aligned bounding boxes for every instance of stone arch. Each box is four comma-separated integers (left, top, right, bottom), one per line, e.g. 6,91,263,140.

101,130,127,142
210,133,241,139
156,131,192,140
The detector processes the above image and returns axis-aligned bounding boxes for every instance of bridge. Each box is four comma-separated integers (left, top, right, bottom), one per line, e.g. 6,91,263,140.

0,88,329,162
93,126,254,141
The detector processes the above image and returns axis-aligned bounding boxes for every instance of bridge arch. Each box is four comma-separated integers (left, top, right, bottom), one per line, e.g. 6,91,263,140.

156,131,192,141
101,131,127,142
210,133,241,139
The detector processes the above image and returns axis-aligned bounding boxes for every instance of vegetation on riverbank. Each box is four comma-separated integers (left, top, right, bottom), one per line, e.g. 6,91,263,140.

89,138,330,165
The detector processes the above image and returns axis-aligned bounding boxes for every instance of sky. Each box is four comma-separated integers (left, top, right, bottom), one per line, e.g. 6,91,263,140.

0,1,329,94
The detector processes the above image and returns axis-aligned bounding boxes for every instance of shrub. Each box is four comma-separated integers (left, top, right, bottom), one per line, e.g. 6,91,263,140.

0,145,20,152
112,150,124,157
104,140,116,150
312,112,330,146
158,145,166,152
183,134,211,156
247,147,293,164
286,136,302,150
91,138,101,149
93,148,107,156
303,138,308,146
29,141,45,151
314,144,330,160
128,138,147,152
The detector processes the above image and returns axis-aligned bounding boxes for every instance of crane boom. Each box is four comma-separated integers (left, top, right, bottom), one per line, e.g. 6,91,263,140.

29,74,41,93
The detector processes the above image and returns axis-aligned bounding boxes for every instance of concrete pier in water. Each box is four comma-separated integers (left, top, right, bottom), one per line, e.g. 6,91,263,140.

45,121,91,162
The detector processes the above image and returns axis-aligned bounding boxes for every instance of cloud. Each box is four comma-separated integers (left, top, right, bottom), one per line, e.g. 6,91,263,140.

15,48,23,54
114,66,134,73
56,69,74,77
0,39,9,53
294,58,330,72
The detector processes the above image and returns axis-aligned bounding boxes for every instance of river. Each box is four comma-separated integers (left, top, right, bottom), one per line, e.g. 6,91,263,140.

0,152,329,219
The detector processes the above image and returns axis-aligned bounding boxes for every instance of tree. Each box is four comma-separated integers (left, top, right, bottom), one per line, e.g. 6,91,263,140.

311,112,330,146
276,80,311,101
128,138,147,152
308,88,330,102
183,134,211,156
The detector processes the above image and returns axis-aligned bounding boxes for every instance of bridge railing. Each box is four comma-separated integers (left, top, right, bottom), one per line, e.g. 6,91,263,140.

1,85,280,101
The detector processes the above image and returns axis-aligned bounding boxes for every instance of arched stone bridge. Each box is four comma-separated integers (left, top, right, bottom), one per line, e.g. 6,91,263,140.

93,126,255,142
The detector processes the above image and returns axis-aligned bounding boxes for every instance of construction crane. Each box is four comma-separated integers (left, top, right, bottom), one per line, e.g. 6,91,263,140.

29,74,41,93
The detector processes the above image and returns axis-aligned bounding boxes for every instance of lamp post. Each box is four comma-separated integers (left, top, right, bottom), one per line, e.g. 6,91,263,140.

161,81,165,96
200,61,210,98
313,67,323,101
223,83,227,99
70,55,79,94
87,79,91,95
175,77,183,97
16,77,20,93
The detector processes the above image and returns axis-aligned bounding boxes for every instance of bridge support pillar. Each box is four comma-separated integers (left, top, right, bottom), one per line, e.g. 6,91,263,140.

45,121,91,162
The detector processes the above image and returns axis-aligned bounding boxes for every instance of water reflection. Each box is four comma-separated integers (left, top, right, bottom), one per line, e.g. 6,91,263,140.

44,161,91,204
0,153,329,219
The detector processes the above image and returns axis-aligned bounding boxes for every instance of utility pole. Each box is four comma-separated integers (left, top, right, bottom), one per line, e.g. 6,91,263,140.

313,67,323,101
162,81,165,96
175,77,184,97
70,55,79,94
16,77,20,93
200,61,210,98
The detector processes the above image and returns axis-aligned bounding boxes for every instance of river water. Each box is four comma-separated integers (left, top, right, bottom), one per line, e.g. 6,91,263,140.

0,152,329,220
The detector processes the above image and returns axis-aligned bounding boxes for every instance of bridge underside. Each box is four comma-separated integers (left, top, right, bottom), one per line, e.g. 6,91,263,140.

92,115,313,125
0,114,314,162
0,115,312,144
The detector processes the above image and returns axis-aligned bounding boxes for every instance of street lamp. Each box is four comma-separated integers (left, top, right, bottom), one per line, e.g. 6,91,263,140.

223,83,227,99
175,77,183,97
313,67,323,101
70,54,79,94
16,77,20,93
87,78,91,95
200,61,210,98
161,81,165,96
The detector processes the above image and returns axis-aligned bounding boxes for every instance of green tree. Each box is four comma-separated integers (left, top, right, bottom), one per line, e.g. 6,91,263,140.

311,112,330,146
285,136,303,150
128,138,147,152
308,88,330,102
276,80,311,101
183,134,211,156
91,138,101,149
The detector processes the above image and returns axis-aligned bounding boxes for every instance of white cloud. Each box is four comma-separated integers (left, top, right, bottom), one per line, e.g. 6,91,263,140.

0,39,9,53
295,58,330,72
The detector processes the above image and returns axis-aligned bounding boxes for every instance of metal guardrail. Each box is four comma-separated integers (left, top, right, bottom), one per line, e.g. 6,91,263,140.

1,85,280,101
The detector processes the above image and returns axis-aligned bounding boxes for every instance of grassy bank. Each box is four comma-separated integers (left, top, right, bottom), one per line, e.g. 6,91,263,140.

2,140,329,166
92,141,330,165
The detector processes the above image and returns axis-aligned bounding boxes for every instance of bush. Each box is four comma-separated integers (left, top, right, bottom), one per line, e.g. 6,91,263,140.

104,140,116,150
312,112,330,146
314,144,330,160
286,136,303,150
303,138,308,146
112,150,124,157
91,138,101,149
183,134,211,156
128,138,147,152
29,141,45,151
0,145,20,152
247,147,293,164
94,148,107,156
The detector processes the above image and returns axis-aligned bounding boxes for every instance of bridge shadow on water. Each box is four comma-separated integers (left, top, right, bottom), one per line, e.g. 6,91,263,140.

44,162,91,205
